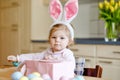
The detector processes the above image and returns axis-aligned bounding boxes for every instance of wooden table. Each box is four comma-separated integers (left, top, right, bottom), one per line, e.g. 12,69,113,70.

0,67,15,80
0,67,108,80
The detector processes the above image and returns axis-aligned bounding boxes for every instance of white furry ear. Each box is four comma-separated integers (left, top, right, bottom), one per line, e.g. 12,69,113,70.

49,0,63,21
64,0,79,23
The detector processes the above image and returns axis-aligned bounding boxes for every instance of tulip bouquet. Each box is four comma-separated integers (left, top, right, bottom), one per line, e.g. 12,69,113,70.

98,0,120,41
99,0,120,23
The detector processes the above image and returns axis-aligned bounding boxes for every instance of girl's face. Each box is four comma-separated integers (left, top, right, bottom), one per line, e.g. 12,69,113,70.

49,30,69,52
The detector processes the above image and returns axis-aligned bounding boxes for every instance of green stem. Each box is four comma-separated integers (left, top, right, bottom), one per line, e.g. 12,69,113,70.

105,22,118,41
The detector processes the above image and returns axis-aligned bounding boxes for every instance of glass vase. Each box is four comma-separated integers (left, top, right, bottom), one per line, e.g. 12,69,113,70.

104,22,118,42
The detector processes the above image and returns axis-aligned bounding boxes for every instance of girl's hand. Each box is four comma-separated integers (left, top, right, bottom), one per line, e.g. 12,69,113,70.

7,55,17,62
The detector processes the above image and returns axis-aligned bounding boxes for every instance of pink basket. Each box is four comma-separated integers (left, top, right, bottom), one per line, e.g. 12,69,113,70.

17,60,74,80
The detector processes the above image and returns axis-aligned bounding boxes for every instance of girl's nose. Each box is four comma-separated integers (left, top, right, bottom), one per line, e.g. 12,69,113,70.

55,37,60,42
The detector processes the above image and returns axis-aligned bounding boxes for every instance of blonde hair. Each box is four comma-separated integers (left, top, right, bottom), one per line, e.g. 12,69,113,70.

49,24,74,47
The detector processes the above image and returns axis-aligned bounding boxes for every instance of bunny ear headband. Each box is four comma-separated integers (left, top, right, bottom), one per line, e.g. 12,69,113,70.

49,0,79,40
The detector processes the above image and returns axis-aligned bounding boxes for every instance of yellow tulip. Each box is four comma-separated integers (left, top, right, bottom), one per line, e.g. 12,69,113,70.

118,1,120,7
99,2,103,9
110,0,115,5
105,3,110,10
114,3,118,10
104,0,109,5
110,6,114,12
104,1,110,10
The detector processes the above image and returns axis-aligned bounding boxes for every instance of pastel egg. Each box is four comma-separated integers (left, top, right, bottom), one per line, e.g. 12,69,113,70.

32,72,41,77
20,76,29,80
31,77,43,80
27,74,37,79
11,71,23,80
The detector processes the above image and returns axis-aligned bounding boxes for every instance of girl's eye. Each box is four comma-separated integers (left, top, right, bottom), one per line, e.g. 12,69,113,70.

61,37,65,39
52,37,56,39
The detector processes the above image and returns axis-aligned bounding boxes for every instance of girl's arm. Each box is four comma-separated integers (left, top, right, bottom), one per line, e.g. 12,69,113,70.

7,50,47,62
17,52,45,62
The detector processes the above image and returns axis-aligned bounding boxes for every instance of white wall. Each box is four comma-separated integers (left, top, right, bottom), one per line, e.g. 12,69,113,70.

72,3,91,38
72,2,104,38
31,0,52,40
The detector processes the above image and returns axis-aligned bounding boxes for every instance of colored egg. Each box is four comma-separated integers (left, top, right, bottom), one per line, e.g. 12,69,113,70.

20,76,29,80
32,72,41,77
27,74,37,79
31,77,43,80
11,71,23,80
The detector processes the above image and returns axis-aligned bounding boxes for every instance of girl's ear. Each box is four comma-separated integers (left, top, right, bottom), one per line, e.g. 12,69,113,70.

68,39,74,46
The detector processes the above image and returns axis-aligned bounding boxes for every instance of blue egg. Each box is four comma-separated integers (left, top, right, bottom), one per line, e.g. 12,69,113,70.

11,71,23,80
27,74,37,79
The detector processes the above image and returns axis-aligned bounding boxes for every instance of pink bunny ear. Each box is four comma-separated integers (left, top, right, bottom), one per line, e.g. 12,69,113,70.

64,0,78,22
49,0,63,21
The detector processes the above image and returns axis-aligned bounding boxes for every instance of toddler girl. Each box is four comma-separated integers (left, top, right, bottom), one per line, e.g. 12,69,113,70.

8,0,79,78
7,23,75,68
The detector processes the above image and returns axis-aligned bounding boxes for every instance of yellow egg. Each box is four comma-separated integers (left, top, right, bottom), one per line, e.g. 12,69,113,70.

20,76,29,80
32,72,41,77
